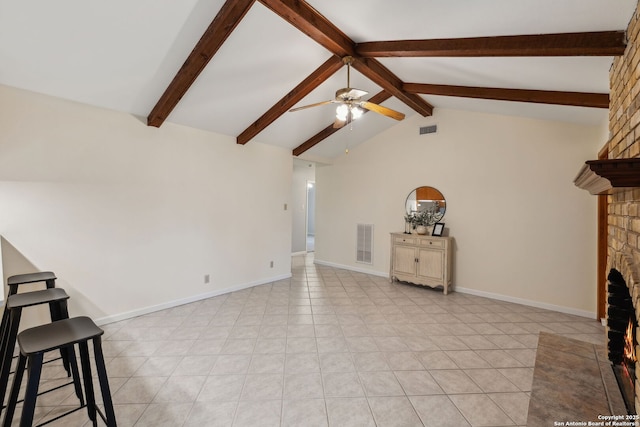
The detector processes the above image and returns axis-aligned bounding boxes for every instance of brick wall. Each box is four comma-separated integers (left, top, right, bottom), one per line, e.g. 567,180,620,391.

608,3,640,414
608,4,640,279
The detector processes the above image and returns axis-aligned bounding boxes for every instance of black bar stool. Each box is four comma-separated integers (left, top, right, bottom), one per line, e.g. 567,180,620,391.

3,317,117,427
0,289,81,415
6,272,57,296
0,273,58,368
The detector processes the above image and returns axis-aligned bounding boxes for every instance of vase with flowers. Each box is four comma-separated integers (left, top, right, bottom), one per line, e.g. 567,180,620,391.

406,211,429,234
405,202,444,235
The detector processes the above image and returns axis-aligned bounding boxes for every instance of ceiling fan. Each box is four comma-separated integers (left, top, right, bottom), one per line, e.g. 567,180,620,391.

289,56,405,129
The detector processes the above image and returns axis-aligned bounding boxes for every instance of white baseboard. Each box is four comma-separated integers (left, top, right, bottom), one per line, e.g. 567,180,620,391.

314,258,596,319
291,251,307,256
313,259,388,278
454,286,596,319
93,273,292,326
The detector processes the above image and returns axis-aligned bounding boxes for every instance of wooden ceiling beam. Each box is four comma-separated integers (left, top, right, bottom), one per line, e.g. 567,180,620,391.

403,83,609,108
149,0,618,152
292,90,391,156
257,0,433,122
237,55,344,145
147,0,256,127
357,31,627,57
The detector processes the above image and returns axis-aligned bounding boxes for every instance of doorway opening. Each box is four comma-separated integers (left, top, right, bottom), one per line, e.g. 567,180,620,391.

306,181,315,252
292,159,316,255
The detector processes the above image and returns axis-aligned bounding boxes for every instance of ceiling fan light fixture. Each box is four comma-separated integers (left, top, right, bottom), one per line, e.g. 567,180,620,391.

351,106,364,120
291,54,404,131
336,104,349,120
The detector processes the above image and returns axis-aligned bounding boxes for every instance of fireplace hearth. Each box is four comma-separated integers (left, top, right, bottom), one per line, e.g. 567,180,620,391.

608,268,638,414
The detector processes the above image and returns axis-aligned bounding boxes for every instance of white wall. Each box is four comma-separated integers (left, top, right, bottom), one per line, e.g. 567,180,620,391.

0,85,293,325
315,108,603,317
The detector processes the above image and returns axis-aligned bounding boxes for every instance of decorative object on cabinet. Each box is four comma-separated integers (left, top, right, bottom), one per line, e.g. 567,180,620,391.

403,213,413,234
432,222,445,237
405,187,446,233
389,232,453,294
415,225,428,235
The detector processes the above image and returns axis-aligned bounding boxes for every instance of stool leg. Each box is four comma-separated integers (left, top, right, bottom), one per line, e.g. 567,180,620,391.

78,341,97,423
1,353,26,427
0,308,22,413
0,306,9,360
65,345,84,406
49,300,72,377
0,306,11,397
92,338,116,427
20,353,43,427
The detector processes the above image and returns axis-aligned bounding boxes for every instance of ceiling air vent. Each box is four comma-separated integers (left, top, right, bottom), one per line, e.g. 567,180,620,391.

419,125,437,135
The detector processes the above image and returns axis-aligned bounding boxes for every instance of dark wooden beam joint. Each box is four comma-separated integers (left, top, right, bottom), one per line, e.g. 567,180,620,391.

258,0,433,120
356,31,627,57
574,159,640,195
258,0,355,57
354,58,433,117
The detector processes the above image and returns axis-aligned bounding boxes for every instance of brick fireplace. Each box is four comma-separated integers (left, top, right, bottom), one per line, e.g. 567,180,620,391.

606,0,640,416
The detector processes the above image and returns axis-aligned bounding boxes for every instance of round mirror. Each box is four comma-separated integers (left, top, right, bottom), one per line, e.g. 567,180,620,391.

405,186,446,225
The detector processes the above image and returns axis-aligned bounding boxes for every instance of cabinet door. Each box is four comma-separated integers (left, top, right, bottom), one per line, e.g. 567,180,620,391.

417,248,444,281
393,246,417,276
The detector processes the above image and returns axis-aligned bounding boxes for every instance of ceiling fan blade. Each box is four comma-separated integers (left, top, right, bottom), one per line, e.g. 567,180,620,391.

289,100,334,112
359,101,405,121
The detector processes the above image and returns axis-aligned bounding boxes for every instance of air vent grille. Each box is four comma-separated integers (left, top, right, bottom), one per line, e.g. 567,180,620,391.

419,125,437,135
356,224,373,264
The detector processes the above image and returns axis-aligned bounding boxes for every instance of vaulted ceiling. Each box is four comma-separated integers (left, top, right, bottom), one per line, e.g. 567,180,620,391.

1,0,636,160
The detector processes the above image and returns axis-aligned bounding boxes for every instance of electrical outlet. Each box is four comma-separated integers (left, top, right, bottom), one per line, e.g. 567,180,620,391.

204,274,210,284
270,261,274,268
284,203,288,210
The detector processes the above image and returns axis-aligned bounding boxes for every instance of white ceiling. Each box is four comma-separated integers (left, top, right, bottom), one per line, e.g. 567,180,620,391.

0,0,636,160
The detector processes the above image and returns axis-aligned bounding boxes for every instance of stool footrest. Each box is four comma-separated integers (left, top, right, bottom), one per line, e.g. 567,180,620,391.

34,405,85,427
1,378,78,410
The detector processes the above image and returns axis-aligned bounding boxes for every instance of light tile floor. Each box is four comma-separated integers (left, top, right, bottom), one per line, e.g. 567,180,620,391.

11,254,605,426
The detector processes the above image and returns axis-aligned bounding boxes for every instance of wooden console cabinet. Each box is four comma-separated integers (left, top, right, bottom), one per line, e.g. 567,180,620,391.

389,232,452,294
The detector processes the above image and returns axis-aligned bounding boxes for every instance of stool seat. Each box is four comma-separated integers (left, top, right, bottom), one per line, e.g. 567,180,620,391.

6,288,69,310
19,316,103,356
7,272,57,288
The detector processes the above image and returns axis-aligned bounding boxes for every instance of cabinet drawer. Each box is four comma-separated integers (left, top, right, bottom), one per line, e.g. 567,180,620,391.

419,239,444,248
394,236,416,245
